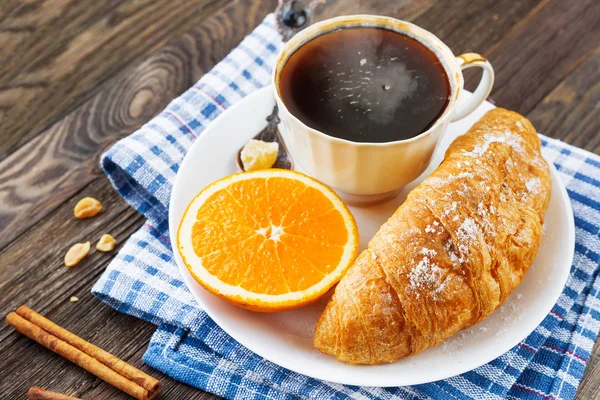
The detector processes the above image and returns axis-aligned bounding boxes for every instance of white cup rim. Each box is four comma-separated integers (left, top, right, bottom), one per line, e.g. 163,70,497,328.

272,14,465,147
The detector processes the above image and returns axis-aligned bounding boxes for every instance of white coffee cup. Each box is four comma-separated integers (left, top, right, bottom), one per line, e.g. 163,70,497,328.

272,15,494,202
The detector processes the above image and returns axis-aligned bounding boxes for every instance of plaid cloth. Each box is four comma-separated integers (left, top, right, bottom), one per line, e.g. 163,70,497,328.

92,14,600,399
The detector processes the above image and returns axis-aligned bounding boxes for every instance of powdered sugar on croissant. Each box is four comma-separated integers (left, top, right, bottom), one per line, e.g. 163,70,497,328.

313,108,551,364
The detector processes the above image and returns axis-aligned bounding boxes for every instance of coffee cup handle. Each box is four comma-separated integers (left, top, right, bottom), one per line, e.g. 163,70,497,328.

451,53,495,122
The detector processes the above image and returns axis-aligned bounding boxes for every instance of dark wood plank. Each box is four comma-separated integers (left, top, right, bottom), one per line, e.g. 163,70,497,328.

0,0,228,160
0,176,217,399
317,0,543,55
0,175,141,398
528,46,600,154
578,341,600,400
314,0,436,21
0,0,279,252
486,0,600,115
0,177,141,332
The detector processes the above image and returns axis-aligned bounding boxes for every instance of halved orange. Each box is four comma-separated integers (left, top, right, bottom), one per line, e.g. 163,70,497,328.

177,169,359,312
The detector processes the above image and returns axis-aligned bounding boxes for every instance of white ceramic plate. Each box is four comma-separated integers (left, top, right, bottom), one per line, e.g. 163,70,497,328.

169,86,575,387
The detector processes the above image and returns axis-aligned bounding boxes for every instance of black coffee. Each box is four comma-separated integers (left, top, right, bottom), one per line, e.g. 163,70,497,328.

279,27,450,143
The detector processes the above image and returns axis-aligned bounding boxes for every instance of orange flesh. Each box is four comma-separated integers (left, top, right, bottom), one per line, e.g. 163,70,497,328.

190,176,349,295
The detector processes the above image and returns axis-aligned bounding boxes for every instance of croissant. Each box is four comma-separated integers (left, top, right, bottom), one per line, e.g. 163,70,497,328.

313,108,551,364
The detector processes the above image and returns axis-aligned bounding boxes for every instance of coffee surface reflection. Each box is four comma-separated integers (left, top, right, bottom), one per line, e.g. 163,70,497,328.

279,27,450,143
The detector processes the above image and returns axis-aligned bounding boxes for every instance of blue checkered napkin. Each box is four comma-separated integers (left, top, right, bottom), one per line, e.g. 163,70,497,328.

92,14,600,399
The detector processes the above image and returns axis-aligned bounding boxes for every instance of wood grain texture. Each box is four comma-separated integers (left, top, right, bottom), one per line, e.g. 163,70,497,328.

579,339,600,400
0,0,230,160
486,0,600,115
0,176,215,400
0,0,279,251
1,0,600,399
528,46,600,154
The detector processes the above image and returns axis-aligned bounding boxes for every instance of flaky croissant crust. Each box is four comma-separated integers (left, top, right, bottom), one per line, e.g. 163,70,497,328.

313,108,551,364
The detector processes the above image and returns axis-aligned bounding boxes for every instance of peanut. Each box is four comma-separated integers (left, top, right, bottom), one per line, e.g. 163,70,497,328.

96,234,116,252
64,241,91,267
74,197,102,219
69,296,79,303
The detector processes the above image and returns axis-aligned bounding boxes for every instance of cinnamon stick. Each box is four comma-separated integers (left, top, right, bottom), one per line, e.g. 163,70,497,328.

16,306,160,394
28,387,81,400
6,309,160,400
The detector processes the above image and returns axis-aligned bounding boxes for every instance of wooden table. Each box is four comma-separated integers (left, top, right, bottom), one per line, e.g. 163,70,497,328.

0,0,598,398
